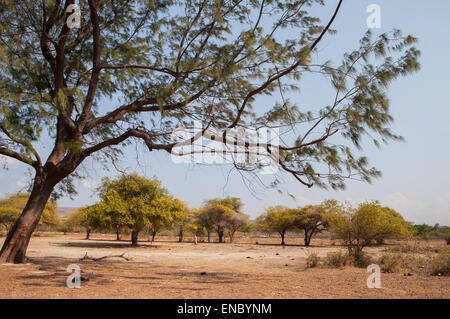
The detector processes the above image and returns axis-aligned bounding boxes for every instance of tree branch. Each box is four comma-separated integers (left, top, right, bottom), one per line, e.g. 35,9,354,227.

77,0,102,131
0,147,36,167
228,0,344,129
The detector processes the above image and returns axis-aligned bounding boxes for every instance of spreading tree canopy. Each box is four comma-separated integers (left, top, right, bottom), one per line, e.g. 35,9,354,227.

0,0,420,262
91,174,183,245
254,206,296,245
329,201,412,257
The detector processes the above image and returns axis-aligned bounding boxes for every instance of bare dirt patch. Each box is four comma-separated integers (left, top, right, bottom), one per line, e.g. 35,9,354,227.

0,233,448,298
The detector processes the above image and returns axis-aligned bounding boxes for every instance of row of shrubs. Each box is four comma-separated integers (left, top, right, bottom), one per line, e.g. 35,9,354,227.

306,247,450,276
380,247,450,276
306,250,372,269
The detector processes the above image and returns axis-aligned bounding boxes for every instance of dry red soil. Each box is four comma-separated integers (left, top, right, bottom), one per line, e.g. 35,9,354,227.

0,233,448,298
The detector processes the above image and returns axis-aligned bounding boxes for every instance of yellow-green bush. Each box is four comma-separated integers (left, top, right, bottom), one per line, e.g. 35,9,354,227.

379,252,405,273
306,251,320,268
324,250,351,268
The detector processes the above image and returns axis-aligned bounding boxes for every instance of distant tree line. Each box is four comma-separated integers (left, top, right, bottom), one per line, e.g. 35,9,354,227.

60,174,251,246
1,174,448,252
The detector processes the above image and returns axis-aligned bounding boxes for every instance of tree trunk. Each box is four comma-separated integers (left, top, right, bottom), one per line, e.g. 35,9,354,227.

0,178,53,263
304,231,310,246
116,229,121,241
207,231,211,243
151,230,156,242
308,231,314,246
353,245,363,259
85,228,91,240
280,232,285,245
131,230,139,246
218,231,224,243
178,227,183,242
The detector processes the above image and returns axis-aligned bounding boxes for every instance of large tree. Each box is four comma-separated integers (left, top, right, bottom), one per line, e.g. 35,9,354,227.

175,203,195,243
204,197,244,214
224,212,249,243
93,174,183,246
199,197,248,243
198,204,235,243
254,206,296,245
147,196,185,242
291,204,331,246
329,201,411,258
0,0,420,262
65,206,94,239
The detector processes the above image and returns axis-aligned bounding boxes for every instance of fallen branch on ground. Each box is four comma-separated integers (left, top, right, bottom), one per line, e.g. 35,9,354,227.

80,252,132,261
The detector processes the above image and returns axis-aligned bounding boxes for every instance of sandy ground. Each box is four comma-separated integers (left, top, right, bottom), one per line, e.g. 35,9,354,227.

0,233,448,299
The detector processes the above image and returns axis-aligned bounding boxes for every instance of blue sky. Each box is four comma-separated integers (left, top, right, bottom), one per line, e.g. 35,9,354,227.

1,0,449,225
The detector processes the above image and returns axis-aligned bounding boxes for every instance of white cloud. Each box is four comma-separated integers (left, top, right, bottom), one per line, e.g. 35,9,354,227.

81,180,92,189
386,192,423,212
295,196,319,206
15,176,29,188
81,180,98,190
386,192,450,225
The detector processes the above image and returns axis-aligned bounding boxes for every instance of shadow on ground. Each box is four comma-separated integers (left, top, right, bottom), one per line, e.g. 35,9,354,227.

51,241,158,249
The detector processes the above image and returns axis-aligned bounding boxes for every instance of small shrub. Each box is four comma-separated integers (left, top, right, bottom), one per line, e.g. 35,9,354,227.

385,243,434,255
306,251,320,268
324,250,351,268
379,252,405,273
386,244,414,253
408,255,428,272
351,253,373,268
429,250,450,276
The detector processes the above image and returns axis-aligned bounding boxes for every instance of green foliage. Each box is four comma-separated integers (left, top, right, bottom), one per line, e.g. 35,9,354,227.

410,223,448,241
0,193,59,230
89,174,183,245
291,203,332,246
203,197,244,214
147,196,185,240
180,208,209,238
64,206,96,238
224,213,249,243
306,251,320,268
0,1,420,197
0,1,422,260
197,200,249,243
65,207,90,230
255,200,336,246
239,223,253,234
329,201,411,257
412,223,439,236
254,206,296,244
197,204,235,243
